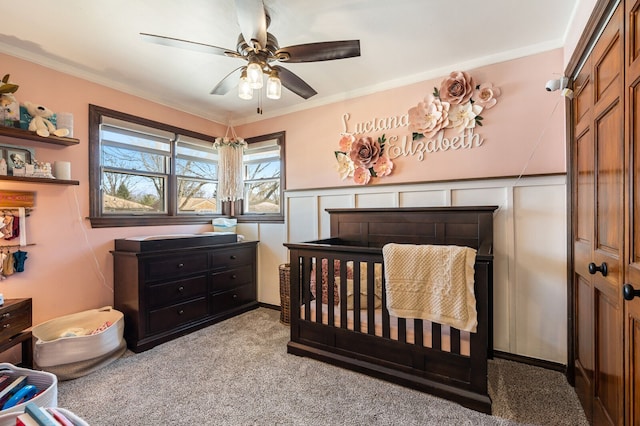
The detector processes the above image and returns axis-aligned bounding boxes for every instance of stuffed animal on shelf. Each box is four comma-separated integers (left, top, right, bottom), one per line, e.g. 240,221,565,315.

0,74,20,126
22,101,70,138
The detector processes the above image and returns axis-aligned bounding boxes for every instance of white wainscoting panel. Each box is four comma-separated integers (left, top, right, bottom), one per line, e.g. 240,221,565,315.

513,183,567,361
275,174,567,363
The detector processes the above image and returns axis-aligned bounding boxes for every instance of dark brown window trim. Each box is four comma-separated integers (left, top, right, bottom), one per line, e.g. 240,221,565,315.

221,131,285,224
88,104,224,228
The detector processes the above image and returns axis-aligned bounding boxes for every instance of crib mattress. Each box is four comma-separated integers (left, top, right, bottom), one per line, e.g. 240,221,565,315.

302,303,470,356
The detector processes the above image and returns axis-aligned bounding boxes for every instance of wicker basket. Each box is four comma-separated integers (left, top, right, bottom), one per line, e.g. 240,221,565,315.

279,263,290,325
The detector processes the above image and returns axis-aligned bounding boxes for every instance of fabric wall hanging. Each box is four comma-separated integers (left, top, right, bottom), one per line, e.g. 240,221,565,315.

214,126,246,202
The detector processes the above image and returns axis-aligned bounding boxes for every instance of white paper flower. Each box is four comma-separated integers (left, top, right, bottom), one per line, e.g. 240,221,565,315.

335,152,355,180
447,102,483,133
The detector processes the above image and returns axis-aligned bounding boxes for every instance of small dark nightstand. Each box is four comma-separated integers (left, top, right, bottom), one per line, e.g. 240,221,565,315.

0,298,33,368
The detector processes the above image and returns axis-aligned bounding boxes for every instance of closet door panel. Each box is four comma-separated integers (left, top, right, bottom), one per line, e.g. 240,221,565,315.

592,6,624,425
625,1,640,424
573,63,596,423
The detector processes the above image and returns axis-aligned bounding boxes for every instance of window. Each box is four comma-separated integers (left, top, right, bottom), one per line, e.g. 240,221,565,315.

89,105,285,227
89,105,221,228
225,132,285,223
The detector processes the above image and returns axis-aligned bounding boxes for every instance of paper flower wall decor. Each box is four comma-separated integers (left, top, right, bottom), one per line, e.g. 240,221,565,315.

408,70,501,140
334,133,394,185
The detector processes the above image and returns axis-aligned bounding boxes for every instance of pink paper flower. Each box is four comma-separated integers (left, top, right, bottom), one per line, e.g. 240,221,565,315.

353,167,371,185
474,82,501,109
373,156,394,177
408,94,450,139
439,71,475,105
349,136,381,169
339,134,355,152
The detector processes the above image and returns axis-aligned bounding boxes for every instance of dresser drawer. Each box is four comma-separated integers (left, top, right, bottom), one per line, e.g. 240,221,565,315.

210,283,255,313
145,253,208,281
148,297,208,335
210,247,253,270
147,275,207,308
210,267,253,293
0,299,32,342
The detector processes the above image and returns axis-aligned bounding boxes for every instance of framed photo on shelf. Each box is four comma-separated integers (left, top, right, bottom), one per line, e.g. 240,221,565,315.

0,145,34,175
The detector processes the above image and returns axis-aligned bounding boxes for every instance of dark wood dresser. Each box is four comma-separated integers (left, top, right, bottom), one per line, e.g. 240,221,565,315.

0,298,33,367
112,235,258,352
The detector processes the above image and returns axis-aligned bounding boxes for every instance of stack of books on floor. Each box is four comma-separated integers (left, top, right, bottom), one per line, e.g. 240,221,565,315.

15,403,74,426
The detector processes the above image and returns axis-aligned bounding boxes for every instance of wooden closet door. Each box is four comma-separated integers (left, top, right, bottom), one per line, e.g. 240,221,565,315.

625,1,640,424
573,3,625,425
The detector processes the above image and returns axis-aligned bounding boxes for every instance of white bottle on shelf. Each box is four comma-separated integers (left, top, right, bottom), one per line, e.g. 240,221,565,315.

0,158,6,176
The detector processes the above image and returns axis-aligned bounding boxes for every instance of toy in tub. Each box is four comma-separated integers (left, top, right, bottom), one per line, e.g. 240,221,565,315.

31,306,126,380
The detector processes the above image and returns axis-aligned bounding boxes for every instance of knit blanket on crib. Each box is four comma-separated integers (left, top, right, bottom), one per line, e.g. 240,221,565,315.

382,243,478,333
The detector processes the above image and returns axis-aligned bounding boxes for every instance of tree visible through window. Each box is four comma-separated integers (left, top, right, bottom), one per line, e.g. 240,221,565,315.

89,105,221,228
88,105,285,227
226,131,285,222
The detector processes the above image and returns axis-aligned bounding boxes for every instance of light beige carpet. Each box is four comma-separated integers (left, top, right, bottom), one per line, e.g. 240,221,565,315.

57,308,588,425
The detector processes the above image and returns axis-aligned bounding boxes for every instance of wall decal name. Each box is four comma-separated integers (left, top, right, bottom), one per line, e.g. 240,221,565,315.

335,70,500,184
341,113,409,135
385,129,484,162
341,113,485,162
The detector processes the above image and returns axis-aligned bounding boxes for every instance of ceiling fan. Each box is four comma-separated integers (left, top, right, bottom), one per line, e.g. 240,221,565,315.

140,0,361,100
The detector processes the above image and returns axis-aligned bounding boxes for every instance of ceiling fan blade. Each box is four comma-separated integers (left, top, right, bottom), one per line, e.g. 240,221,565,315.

140,33,238,57
273,66,317,99
235,0,267,49
276,40,361,63
210,67,245,95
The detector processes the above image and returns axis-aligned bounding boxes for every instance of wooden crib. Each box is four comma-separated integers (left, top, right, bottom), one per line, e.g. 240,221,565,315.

284,206,497,413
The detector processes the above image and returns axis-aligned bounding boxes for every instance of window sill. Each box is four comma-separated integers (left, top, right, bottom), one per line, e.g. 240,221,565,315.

88,215,223,229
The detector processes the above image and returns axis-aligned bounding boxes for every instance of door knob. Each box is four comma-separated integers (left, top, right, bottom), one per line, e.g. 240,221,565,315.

623,284,640,301
588,262,608,276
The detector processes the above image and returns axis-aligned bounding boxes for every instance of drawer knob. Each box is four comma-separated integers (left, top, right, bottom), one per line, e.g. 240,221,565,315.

177,263,185,269
177,286,185,293
2,324,10,329
1,313,9,319
230,255,237,260
232,294,238,299
231,274,237,279
178,309,184,315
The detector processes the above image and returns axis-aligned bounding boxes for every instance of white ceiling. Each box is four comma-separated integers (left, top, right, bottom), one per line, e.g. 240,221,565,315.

1,0,578,124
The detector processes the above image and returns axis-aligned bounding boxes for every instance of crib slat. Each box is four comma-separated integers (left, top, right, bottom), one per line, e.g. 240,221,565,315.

327,260,335,327
432,323,442,350
381,265,390,338
398,318,406,343
450,328,461,354
414,319,423,346
351,260,361,332
302,256,311,321
315,257,322,324
340,259,349,330
366,262,376,336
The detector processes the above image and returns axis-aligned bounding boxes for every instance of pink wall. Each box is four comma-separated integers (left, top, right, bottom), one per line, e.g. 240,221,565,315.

0,53,227,350
238,48,566,190
0,46,565,362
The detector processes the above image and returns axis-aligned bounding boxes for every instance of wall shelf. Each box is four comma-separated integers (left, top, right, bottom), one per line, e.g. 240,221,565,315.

0,126,79,146
0,175,79,185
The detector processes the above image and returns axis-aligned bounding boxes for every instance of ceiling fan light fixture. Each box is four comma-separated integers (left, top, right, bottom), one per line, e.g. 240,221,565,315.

266,71,281,100
238,70,253,100
246,61,263,89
